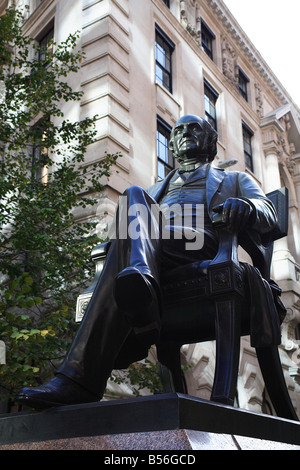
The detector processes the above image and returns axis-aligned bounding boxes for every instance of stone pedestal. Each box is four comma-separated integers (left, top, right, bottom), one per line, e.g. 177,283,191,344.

0,393,299,450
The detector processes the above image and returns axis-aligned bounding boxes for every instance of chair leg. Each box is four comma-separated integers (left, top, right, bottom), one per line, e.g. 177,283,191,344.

157,342,187,394
211,299,240,406
158,362,176,393
256,345,299,421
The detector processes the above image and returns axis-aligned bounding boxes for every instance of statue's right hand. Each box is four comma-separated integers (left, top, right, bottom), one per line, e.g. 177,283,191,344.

213,198,253,232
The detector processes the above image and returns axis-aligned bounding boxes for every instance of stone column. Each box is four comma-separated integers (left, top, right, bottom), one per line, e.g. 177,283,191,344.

261,118,294,281
261,117,300,416
264,151,281,193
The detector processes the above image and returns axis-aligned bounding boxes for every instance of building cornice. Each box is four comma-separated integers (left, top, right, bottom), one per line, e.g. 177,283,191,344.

153,0,265,125
206,0,300,113
22,0,56,34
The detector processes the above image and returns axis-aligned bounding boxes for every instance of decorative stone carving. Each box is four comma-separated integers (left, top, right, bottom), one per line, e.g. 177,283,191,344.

262,128,281,155
238,340,265,413
277,116,296,175
254,82,264,118
181,343,215,401
180,0,201,39
282,303,300,360
261,115,296,177
221,36,238,86
207,0,287,105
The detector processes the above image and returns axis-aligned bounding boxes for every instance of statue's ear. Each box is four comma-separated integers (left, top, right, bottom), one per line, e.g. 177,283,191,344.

168,138,174,152
208,133,218,158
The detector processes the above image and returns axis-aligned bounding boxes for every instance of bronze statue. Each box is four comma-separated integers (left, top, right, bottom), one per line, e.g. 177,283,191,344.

16,115,278,410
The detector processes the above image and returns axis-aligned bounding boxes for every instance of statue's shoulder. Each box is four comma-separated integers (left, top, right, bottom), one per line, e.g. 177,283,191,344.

147,180,163,196
146,169,177,199
221,168,263,194
219,167,253,181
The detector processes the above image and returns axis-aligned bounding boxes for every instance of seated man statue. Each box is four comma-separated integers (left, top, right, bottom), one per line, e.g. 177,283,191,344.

16,115,278,409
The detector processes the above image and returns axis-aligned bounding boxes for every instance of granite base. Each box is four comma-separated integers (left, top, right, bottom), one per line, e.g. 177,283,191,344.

0,393,299,450
1,429,300,450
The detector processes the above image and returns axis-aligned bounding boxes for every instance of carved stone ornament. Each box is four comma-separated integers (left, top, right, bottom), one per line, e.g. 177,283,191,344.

254,82,264,118
180,0,201,38
221,36,238,86
277,116,297,175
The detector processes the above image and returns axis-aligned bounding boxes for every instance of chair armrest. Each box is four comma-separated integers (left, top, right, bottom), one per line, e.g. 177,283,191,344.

266,187,289,240
91,241,111,261
75,241,111,322
210,214,240,266
208,220,243,297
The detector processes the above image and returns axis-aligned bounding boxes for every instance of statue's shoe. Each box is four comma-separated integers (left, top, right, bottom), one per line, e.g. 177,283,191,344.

115,267,161,346
15,375,99,410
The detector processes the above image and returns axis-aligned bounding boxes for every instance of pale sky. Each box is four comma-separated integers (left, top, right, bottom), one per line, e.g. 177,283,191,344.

223,0,300,108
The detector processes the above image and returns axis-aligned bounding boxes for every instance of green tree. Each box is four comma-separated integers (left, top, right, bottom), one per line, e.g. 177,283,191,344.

0,8,119,401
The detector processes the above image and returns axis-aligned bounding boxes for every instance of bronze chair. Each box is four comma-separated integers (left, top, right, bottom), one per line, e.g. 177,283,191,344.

76,187,298,421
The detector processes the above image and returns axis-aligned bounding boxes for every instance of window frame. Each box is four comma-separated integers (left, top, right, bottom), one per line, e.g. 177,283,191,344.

156,117,174,180
31,118,50,184
238,68,250,102
38,27,54,67
155,26,175,93
242,121,254,172
204,80,219,131
201,20,215,60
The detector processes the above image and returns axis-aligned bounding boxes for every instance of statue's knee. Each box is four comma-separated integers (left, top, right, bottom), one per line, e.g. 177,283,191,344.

122,185,144,197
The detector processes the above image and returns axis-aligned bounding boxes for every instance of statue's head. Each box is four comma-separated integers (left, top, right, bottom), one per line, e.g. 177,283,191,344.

169,115,218,166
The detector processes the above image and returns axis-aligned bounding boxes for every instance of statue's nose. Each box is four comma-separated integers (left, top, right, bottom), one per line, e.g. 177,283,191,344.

182,125,190,136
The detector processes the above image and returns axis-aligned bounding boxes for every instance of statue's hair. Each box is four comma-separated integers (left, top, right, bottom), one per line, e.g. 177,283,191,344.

168,116,218,161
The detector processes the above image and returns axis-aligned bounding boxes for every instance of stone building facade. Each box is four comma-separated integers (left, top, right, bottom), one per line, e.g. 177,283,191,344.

1,0,300,417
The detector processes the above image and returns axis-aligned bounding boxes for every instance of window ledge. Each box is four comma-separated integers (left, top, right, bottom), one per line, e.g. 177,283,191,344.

155,81,182,108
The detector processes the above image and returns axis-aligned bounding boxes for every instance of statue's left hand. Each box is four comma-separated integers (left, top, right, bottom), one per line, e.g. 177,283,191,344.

213,198,253,232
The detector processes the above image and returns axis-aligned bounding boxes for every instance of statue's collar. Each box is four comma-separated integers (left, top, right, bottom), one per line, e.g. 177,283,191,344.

178,161,207,174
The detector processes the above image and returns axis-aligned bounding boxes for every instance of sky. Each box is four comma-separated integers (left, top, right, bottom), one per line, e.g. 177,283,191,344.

223,0,300,108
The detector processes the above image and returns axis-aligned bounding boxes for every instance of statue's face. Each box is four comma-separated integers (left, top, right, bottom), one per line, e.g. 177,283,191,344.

171,117,211,164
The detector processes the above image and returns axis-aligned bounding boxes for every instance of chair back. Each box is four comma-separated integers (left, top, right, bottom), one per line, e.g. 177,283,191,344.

238,187,289,280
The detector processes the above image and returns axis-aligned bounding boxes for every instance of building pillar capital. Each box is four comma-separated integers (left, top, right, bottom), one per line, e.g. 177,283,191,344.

261,117,285,159
263,144,282,159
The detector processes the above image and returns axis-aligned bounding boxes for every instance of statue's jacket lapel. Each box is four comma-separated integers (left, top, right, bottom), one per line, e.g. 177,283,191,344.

148,164,227,221
147,164,277,233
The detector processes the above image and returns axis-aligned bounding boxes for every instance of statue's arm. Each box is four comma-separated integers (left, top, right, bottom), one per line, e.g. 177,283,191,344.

237,172,278,233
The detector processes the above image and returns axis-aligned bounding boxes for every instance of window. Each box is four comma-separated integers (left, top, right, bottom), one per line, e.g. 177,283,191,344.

38,27,54,68
204,81,218,131
242,122,254,172
157,118,174,180
31,120,49,184
201,21,215,60
162,0,170,6
238,68,249,101
155,27,174,93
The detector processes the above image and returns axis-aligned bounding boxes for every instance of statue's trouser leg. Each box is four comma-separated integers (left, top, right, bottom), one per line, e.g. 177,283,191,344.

57,186,161,397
